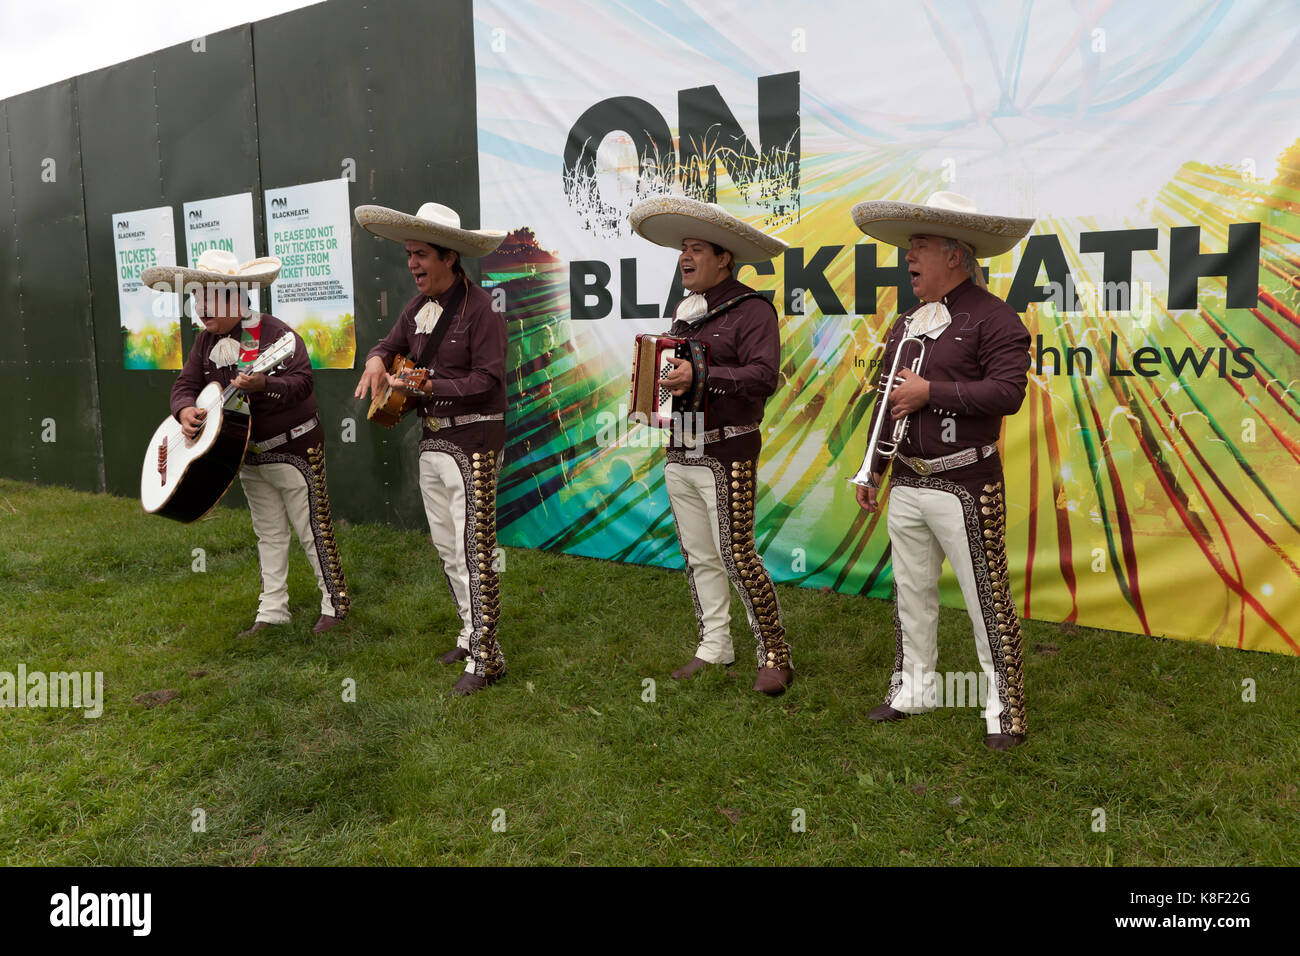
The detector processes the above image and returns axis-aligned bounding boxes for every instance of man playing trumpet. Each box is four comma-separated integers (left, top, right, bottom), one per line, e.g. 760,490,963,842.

850,192,1034,751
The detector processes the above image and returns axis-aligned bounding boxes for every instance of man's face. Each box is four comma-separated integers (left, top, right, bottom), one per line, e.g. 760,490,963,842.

679,238,732,293
407,241,456,297
197,286,244,334
906,234,963,303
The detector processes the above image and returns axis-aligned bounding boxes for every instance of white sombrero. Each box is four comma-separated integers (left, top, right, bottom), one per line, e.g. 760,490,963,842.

629,196,787,263
851,191,1034,259
354,202,506,258
141,249,281,291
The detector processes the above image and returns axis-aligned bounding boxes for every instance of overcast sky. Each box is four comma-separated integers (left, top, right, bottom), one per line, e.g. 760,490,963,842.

0,0,324,100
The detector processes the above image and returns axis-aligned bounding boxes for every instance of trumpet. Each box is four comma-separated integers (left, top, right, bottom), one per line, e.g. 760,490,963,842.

850,324,928,489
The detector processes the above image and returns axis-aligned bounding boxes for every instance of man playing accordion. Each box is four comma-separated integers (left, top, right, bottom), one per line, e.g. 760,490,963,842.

629,197,794,696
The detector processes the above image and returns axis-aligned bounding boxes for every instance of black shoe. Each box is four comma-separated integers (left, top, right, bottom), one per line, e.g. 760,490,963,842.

450,670,503,696
867,703,909,722
671,657,734,679
753,666,794,696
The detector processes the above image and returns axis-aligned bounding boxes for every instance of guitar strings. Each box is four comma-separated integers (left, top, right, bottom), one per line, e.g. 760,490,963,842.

154,339,293,459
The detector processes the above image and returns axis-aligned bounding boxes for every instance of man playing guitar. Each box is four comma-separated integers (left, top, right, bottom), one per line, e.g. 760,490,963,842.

153,251,350,637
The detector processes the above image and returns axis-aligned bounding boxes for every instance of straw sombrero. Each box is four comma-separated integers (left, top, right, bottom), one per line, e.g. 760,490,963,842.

141,249,281,292
629,196,787,263
851,191,1034,259
354,202,506,258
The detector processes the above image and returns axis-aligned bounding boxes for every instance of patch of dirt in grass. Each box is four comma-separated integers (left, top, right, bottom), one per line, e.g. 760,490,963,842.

133,689,180,708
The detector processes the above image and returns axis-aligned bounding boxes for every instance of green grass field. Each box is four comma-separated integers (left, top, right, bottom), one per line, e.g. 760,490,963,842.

1,477,1296,865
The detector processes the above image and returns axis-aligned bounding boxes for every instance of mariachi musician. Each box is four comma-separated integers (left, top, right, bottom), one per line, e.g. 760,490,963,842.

628,197,794,696
352,202,509,696
849,191,1034,751
145,250,350,636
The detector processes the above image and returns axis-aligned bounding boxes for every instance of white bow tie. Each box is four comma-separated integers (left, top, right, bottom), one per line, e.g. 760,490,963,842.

674,293,709,324
414,300,443,334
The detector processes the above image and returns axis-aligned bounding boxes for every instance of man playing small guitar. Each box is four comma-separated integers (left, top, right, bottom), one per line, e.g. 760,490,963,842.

145,250,351,637
352,202,508,696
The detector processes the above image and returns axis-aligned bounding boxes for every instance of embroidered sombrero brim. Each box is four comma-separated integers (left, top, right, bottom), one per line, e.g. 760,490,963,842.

354,205,506,258
851,201,1034,259
630,196,787,263
140,257,281,292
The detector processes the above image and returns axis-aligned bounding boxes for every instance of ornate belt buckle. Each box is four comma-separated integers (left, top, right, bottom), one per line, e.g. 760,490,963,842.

428,416,441,433
911,457,933,476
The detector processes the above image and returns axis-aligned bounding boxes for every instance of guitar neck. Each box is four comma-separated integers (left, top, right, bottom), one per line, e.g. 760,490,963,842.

218,338,295,403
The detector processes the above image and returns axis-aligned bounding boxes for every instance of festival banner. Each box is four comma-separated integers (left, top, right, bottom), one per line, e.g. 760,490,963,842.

264,178,356,368
474,0,1300,654
182,192,260,316
114,206,180,370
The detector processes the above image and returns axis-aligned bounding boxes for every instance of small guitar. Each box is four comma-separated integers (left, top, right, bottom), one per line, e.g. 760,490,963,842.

140,334,296,523
366,354,430,428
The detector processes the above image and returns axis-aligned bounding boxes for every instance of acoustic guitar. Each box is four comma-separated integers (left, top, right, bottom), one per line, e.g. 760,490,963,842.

366,354,430,428
140,334,296,523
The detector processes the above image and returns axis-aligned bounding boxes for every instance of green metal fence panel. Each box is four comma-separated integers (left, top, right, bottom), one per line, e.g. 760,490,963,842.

0,82,101,491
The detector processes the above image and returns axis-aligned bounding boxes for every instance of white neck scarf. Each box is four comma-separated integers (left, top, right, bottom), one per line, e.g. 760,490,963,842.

674,293,709,324
414,299,444,334
906,301,953,339
209,337,239,367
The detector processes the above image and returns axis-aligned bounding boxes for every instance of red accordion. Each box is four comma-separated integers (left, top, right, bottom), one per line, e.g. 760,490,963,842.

629,334,709,428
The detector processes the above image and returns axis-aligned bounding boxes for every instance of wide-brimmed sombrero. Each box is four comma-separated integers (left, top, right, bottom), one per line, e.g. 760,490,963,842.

851,191,1034,259
354,202,506,258
140,249,281,292
629,196,787,263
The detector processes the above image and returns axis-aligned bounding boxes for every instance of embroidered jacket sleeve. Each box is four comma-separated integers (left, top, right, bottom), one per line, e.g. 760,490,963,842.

365,295,421,368
170,334,212,420
705,296,780,401
926,300,1031,417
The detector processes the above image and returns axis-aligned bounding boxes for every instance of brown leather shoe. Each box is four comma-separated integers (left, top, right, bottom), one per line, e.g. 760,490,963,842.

312,614,344,634
867,703,909,722
984,733,1027,752
753,666,794,696
450,670,503,696
237,621,276,638
671,657,733,680
438,647,470,664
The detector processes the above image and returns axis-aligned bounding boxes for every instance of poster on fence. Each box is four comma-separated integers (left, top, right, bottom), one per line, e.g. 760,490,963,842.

264,178,356,368
474,0,1300,654
114,205,180,370
182,192,260,317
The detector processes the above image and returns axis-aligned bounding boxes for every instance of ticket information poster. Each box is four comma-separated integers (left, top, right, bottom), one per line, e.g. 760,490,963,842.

114,206,180,370
182,192,260,317
264,178,356,368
